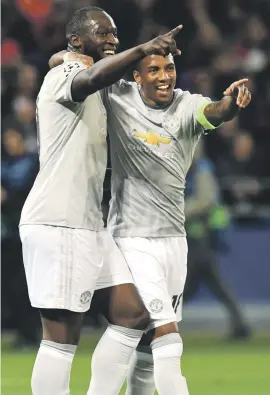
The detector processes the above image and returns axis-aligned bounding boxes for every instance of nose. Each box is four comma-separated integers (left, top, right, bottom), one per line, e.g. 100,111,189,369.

107,33,119,46
158,69,169,82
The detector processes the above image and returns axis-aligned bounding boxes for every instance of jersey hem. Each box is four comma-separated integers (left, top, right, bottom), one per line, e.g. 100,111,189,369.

19,222,104,232
109,230,186,238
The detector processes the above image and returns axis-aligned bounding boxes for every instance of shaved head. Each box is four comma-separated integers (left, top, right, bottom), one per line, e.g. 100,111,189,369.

65,6,119,62
66,6,106,41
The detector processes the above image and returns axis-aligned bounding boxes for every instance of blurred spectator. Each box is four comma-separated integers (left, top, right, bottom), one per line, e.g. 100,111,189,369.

16,64,39,99
1,127,38,232
1,127,39,348
184,142,251,339
220,132,261,177
219,133,269,220
206,118,247,172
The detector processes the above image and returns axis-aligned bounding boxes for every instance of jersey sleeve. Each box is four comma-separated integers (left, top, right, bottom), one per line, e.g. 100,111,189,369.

46,61,87,103
196,100,222,131
180,92,220,136
190,94,213,130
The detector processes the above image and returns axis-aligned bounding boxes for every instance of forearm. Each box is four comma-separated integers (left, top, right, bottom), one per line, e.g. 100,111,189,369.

72,46,144,101
204,96,239,127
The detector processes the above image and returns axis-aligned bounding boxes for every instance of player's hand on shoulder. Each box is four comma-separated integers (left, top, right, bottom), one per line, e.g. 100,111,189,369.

141,25,183,57
63,53,94,68
49,51,94,69
223,79,251,109
49,50,68,69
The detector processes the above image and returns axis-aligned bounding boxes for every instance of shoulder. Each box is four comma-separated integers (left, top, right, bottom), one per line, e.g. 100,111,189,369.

174,89,210,103
111,79,136,93
44,62,87,87
41,61,88,102
104,79,137,102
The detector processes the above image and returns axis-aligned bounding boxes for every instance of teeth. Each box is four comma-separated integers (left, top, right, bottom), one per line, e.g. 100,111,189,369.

104,50,115,55
157,85,169,90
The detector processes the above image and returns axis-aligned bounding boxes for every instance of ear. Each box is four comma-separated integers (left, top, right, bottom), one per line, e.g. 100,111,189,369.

133,70,142,85
70,34,82,50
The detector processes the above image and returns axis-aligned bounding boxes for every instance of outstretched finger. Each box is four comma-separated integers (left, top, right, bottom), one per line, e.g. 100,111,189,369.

223,86,234,95
169,25,183,37
233,78,249,88
240,88,251,108
236,85,245,105
169,41,181,56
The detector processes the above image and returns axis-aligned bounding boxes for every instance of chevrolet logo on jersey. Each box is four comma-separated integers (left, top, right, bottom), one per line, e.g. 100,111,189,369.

133,130,172,146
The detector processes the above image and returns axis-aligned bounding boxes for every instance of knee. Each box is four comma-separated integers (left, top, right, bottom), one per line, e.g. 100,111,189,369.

40,309,83,345
131,306,150,330
115,305,150,330
153,322,179,340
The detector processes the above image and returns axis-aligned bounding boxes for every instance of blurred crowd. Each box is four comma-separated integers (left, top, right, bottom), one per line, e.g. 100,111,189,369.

1,0,270,346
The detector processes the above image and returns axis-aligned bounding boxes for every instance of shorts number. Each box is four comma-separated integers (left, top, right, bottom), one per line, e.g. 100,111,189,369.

172,293,182,313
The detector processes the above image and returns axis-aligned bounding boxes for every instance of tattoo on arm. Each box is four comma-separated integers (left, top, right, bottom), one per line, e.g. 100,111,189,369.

204,96,239,126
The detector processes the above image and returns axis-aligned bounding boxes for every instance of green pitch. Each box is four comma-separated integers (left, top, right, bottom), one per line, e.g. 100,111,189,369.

2,333,270,395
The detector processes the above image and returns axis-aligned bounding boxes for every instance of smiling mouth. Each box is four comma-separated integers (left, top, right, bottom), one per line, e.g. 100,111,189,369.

103,49,116,56
156,84,171,93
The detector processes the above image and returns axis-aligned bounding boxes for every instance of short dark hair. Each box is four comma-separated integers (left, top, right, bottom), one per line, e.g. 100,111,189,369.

133,60,142,73
66,6,105,41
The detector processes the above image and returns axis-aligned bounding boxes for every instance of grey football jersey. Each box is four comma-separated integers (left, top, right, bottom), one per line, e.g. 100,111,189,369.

20,61,107,230
104,80,210,237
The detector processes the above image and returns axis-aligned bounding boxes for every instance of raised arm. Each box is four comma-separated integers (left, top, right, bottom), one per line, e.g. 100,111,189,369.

70,45,145,102
202,79,251,127
50,25,183,102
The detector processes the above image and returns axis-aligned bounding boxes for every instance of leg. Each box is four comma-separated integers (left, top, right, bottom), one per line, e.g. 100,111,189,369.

87,232,149,395
200,250,250,337
125,331,155,395
151,324,188,395
94,283,149,329
19,225,103,395
31,309,83,395
117,236,189,395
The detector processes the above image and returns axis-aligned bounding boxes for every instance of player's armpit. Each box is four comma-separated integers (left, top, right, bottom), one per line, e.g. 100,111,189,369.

201,96,239,127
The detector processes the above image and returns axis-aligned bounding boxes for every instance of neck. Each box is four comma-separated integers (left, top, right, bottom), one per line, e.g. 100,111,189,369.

139,89,174,110
67,44,81,54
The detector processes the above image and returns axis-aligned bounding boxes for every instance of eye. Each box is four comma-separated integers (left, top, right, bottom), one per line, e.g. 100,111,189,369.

97,32,107,37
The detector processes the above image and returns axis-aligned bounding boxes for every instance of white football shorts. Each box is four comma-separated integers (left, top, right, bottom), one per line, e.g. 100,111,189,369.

115,236,188,330
19,225,133,312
